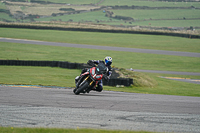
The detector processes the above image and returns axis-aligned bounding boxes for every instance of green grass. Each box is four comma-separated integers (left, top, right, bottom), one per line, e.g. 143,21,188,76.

0,28,199,73
35,9,200,27
105,69,200,97
7,4,100,17
0,2,6,9
36,11,114,22
34,0,100,4
100,0,200,7
111,9,200,20
0,28,200,53
128,72,200,97
100,19,200,27
0,2,15,21
0,127,154,133
109,9,200,27
0,13,16,21
2,0,200,28
0,66,80,87
1,66,200,97
1,42,200,73
114,19,200,27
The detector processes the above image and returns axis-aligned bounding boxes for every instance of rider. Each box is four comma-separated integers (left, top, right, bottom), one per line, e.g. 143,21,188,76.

75,56,112,92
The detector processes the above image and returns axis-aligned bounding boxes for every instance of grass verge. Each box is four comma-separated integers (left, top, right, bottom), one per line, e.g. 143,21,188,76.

106,72,200,97
0,66,199,97
0,127,154,133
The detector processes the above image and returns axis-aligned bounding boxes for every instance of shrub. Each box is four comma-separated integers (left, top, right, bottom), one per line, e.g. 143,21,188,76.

59,8,75,11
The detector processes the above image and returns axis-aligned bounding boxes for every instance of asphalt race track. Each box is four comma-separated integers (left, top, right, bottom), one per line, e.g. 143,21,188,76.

0,38,200,132
0,86,200,132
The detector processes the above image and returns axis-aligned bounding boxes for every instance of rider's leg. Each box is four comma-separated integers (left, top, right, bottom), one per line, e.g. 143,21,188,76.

96,80,103,92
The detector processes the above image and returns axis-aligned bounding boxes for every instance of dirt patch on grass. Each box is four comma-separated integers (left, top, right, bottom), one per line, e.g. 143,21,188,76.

114,68,157,87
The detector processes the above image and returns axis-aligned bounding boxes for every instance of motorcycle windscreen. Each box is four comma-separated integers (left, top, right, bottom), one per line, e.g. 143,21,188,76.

96,62,107,74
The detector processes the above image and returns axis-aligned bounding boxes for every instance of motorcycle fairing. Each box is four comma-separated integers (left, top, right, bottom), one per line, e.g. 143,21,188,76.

80,71,89,77
90,67,103,81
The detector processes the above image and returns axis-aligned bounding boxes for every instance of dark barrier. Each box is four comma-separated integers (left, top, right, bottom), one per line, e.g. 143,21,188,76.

68,62,76,69
51,61,59,67
0,59,133,86
103,78,133,86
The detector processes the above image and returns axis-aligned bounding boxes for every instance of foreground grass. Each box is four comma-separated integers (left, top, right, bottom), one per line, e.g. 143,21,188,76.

0,127,154,133
0,28,200,53
1,66,199,97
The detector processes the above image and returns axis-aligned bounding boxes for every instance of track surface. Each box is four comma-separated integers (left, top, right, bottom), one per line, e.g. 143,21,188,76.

0,86,200,132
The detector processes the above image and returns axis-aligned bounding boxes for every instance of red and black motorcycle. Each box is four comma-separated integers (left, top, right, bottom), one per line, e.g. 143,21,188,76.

73,62,108,95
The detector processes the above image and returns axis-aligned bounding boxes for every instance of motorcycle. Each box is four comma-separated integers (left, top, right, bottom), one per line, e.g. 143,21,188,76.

73,62,108,95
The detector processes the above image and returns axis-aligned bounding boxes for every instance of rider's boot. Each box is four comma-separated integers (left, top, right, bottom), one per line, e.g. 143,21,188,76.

86,87,96,93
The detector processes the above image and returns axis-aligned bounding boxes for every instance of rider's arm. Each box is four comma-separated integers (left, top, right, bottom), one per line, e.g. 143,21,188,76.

91,60,101,64
87,60,102,66
87,60,96,66
106,66,112,79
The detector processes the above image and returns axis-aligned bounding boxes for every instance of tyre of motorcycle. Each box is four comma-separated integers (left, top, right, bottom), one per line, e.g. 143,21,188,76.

74,81,89,95
73,75,85,93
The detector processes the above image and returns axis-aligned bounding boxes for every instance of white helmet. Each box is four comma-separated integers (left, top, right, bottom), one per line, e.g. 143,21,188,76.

104,56,112,66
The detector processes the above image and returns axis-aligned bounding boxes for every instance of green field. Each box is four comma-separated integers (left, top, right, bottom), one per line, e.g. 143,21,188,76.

36,11,114,22
0,2,6,9
101,19,200,27
0,28,199,73
111,9,200,20
0,41,199,73
100,0,200,7
0,12,15,21
0,28,200,97
1,0,200,28
34,0,101,4
35,9,200,27
0,66,80,87
0,28,200,53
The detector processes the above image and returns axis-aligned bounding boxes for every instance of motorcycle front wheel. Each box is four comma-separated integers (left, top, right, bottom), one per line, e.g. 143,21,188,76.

74,81,89,95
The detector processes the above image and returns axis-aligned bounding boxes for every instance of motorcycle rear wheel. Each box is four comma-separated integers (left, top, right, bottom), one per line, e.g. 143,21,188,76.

74,81,89,95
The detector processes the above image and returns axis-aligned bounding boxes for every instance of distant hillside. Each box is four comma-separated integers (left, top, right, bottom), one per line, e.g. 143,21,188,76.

0,0,200,32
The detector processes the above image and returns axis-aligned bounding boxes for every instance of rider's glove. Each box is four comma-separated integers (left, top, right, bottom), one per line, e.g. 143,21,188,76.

103,75,109,82
87,60,96,67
